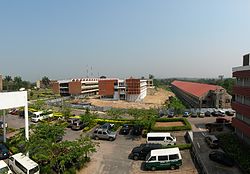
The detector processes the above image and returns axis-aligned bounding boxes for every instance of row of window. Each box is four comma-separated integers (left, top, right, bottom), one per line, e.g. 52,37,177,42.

236,78,250,87
149,154,179,161
236,113,250,126
235,95,250,106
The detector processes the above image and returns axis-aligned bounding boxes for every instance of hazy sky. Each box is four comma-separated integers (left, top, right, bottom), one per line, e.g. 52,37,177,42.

1,1,250,82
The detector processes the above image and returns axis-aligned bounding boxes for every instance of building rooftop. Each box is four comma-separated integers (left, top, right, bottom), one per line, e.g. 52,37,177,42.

171,80,222,98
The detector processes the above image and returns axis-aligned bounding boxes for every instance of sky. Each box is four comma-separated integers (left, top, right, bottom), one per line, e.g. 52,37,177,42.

1,1,250,82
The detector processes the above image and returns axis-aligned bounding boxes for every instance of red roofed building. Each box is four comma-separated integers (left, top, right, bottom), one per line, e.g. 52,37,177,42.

232,54,250,144
171,80,232,108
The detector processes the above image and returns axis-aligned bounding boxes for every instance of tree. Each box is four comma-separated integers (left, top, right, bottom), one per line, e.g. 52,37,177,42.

32,100,45,110
61,106,71,119
149,74,154,79
23,122,97,173
13,76,22,90
107,108,124,120
80,108,97,126
4,75,12,91
42,76,50,88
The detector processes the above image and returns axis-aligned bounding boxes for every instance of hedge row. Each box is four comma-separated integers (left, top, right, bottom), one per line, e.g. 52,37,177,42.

94,118,134,125
151,118,192,132
162,143,192,150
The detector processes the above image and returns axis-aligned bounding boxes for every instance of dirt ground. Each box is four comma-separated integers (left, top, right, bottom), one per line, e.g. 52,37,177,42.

87,88,174,109
154,121,185,127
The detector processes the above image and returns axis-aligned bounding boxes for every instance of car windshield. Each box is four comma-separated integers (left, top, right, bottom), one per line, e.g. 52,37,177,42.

29,166,39,174
0,166,9,173
170,134,175,139
145,153,151,161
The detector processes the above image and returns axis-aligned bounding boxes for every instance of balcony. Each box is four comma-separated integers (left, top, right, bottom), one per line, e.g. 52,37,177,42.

233,69,250,78
232,118,250,137
232,102,250,119
233,86,250,98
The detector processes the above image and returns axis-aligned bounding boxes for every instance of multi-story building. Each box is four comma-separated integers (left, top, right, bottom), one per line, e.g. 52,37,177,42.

98,78,147,102
51,78,99,96
232,54,250,144
146,79,154,88
171,80,232,108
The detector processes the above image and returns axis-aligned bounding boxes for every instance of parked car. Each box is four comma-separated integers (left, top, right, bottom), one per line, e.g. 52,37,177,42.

100,123,115,130
211,110,224,117
205,111,211,117
0,160,12,174
67,118,79,128
119,124,133,135
205,135,219,149
183,111,190,117
130,143,162,160
93,128,116,141
168,111,175,118
205,123,223,132
0,144,10,160
198,112,205,118
191,112,198,118
0,121,7,129
209,151,234,166
225,110,235,116
131,125,143,136
71,120,86,131
216,117,230,124
8,109,19,115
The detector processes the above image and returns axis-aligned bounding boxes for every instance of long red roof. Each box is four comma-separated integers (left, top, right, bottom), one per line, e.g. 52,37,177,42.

171,80,222,98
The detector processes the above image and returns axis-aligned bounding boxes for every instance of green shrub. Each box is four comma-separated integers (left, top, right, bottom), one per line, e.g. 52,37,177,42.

162,143,192,150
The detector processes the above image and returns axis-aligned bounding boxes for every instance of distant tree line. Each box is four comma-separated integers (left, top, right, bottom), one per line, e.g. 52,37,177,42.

3,75,35,91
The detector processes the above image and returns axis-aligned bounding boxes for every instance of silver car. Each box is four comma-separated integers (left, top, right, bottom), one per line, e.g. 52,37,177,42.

93,128,116,141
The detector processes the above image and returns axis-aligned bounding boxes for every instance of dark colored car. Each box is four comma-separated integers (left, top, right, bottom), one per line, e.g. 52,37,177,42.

0,144,10,160
131,125,143,136
205,111,211,117
67,118,79,128
130,143,162,160
205,123,224,132
168,111,175,118
100,123,114,130
71,120,86,131
209,151,234,166
225,110,235,116
119,124,133,135
216,117,230,124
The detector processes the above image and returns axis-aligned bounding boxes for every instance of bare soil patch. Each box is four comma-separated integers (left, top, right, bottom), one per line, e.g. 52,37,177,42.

155,121,184,127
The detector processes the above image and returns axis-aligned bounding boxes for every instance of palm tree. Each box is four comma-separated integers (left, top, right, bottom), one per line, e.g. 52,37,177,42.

42,76,50,88
13,76,22,90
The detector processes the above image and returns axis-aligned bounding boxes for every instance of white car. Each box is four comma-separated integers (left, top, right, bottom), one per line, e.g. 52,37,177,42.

0,160,12,174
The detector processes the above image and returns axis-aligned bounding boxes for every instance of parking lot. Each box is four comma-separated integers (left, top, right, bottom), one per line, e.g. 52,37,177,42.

188,116,243,174
78,131,197,174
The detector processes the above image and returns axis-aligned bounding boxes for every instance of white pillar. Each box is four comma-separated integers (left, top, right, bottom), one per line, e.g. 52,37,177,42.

24,103,29,141
3,110,6,143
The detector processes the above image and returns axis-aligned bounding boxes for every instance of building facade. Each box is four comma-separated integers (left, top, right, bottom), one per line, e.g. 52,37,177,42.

51,78,99,96
171,80,231,108
232,54,250,144
98,78,147,102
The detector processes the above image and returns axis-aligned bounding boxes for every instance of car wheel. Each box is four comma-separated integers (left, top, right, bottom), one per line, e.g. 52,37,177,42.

133,155,139,160
109,137,113,141
170,165,175,170
151,166,156,171
95,136,99,140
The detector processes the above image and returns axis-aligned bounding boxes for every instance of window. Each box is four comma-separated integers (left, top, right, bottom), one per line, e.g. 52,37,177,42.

94,130,97,134
98,131,102,134
166,137,173,141
148,156,156,161
15,160,27,173
169,154,179,160
103,132,107,135
148,137,165,141
29,166,39,174
158,155,168,161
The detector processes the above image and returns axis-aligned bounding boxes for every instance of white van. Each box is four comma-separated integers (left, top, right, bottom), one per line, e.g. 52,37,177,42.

145,147,182,171
8,153,39,174
0,160,12,174
31,110,53,123
147,132,176,145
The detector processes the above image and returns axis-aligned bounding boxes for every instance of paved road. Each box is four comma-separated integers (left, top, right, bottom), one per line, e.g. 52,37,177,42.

188,116,243,174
